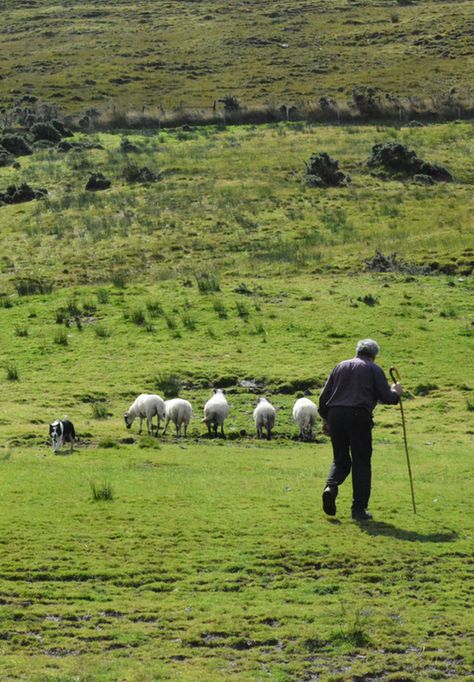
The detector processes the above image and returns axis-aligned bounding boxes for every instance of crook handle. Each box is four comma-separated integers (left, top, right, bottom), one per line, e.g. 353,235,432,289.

390,366,401,384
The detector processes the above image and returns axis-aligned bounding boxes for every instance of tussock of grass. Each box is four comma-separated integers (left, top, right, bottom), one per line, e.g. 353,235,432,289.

91,402,109,420
90,480,113,501
155,372,182,398
5,365,19,381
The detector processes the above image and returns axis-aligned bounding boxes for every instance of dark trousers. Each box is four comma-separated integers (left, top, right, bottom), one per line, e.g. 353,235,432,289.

326,407,373,512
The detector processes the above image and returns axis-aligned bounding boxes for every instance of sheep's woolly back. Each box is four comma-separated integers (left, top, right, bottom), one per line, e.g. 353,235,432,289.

165,398,193,425
203,390,229,423
253,398,276,426
293,397,318,425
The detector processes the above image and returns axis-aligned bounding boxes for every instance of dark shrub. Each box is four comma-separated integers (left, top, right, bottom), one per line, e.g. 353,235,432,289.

57,140,74,152
30,122,62,143
50,119,73,137
85,172,111,191
0,134,32,157
122,162,159,184
414,174,435,185
219,95,240,111
14,276,53,296
414,383,438,396
367,142,452,181
119,137,139,153
304,152,350,188
357,294,379,306
365,250,433,275
352,87,384,116
0,146,15,167
0,183,48,205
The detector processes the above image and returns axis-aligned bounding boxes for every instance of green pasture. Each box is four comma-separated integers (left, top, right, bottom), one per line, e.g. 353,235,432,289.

0,270,473,680
0,120,473,679
0,0,473,114
0,437,472,681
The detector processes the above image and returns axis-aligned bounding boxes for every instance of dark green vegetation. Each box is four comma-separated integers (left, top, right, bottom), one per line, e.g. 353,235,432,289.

0,0,473,120
0,119,473,679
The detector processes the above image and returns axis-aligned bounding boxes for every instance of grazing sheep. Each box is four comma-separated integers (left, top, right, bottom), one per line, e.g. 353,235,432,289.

202,389,229,437
293,397,318,441
124,393,166,436
253,397,276,440
163,398,193,437
49,419,76,453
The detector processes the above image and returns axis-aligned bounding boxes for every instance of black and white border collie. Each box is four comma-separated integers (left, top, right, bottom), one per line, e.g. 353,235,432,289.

49,419,76,453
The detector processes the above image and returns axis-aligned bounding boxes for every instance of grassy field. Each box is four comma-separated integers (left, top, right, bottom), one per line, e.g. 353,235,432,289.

0,0,473,116
0,121,473,293
0,119,473,680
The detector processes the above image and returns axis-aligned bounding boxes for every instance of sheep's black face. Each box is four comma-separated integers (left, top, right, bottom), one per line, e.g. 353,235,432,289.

124,414,132,429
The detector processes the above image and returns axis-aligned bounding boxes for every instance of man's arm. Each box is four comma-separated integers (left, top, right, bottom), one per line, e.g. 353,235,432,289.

374,365,402,405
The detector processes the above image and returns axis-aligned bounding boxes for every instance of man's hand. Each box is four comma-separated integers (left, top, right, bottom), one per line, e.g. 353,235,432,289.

322,419,330,436
392,382,403,396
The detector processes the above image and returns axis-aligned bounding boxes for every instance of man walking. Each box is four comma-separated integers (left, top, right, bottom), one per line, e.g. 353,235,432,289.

318,339,403,521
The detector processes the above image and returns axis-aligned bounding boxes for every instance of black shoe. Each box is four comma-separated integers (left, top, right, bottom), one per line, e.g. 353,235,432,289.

351,509,373,521
322,486,337,516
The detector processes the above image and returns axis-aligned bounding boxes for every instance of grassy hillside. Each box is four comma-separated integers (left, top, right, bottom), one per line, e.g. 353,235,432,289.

0,121,473,294
1,0,473,116
0,119,473,680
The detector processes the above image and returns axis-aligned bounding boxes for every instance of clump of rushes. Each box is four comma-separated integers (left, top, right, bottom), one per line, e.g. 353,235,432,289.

146,300,164,317
91,402,109,419
54,329,68,346
94,323,111,338
195,272,220,293
155,372,181,398
213,299,228,318
96,288,110,304
6,365,19,381
90,481,114,501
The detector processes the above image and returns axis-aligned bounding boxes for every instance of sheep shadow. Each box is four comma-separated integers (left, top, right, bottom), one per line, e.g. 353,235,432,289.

357,520,458,543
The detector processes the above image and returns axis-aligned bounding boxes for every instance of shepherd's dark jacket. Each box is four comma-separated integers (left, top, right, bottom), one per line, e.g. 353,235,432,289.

318,356,399,419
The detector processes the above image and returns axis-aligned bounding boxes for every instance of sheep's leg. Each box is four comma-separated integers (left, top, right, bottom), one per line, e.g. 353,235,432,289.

156,418,160,437
138,416,143,434
220,423,225,438
207,422,211,436
175,421,180,438
146,416,152,435
267,427,272,441
213,421,218,438
163,418,170,435
184,423,188,438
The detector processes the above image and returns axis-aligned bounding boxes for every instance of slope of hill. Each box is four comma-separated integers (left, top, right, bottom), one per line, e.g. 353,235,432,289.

1,0,473,116
0,122,472,294
0,5,473,680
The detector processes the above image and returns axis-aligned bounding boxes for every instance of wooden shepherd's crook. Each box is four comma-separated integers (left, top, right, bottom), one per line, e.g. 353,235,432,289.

390,366,417,514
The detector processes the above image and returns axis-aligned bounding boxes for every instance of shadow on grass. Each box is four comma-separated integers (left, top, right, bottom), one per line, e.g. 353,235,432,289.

357,520,458,543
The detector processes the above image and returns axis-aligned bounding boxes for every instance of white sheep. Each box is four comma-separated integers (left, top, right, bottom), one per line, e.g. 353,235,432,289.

163,398,193,437
202,389,229,437
124,393,166,436
253,397,276,440
293,397,318,441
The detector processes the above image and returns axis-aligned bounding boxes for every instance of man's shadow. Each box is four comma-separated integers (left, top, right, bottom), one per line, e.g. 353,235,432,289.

356,519,458,543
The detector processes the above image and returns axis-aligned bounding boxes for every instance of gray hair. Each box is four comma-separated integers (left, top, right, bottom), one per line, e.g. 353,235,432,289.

356,338,380,358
